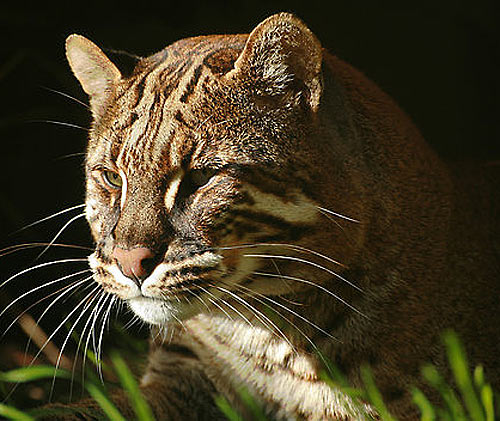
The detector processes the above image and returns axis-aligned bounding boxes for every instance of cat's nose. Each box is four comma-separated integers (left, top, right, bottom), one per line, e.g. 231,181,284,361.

112,246,157,281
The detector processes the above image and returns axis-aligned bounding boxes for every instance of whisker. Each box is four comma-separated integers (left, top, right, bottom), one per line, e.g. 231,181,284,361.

49,286,101,401
96,296,116,379
215,283,297,353
253,271,366,318
69,290,104,402
54,152,87,161
22,278,96,361
41,86,90,109
3,280,82,344
316,206,360,223
29,119,89,132
26,284,99,368
0,279,91,404
214,242,345,268
12,203,86,234
92,293,113,380
37,213,87,259
1,258,88,289
205,284,253,327
243,253,362,292
185,288,211,313
0,242,92,258
0,269,92,321
81,290,107,388
228,281,337,377
233,280,335,340
197,286,234,320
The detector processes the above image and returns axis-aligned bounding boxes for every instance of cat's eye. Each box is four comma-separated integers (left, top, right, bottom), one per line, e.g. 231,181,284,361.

102,170,123,189
190,168,217,188
177,168,217,202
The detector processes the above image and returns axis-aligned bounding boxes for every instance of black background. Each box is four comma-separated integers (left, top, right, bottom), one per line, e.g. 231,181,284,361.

0,0,498,365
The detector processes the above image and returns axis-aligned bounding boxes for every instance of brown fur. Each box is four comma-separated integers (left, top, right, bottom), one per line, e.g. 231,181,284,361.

57,13,500,420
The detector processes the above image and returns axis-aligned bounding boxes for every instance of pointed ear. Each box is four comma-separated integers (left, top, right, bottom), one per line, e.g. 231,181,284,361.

229,13,323,111
65,34,121,119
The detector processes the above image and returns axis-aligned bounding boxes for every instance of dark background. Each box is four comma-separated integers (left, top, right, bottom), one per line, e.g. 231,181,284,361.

0,0,498,381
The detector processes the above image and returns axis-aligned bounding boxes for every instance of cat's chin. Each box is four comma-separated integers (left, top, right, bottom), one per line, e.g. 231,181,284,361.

128,296,186,326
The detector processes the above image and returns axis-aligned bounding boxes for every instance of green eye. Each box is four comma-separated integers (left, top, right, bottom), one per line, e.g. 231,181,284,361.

102,170,123,189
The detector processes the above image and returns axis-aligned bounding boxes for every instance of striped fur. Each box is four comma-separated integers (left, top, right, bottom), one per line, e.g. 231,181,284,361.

62,12,500,421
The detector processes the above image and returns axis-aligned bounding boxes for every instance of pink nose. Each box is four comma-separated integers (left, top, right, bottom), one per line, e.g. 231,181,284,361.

112,246,156,280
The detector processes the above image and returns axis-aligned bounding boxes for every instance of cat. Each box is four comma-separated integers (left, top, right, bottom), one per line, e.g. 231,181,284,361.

45,12,500,420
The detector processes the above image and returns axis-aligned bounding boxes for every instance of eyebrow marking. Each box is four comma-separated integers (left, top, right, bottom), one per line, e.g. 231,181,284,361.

164,169,184,212
119,168,128,210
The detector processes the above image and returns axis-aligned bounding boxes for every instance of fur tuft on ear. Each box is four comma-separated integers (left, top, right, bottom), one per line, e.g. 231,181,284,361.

229,13,323,111
65,34,121,119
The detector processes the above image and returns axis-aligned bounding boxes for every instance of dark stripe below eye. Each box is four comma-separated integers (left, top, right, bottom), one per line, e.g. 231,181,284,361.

230,209,313,233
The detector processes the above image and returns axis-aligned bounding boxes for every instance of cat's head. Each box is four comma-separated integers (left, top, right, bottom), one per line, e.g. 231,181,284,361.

66,13,361,326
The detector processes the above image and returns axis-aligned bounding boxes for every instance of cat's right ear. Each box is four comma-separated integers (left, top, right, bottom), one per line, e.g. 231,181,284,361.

65,34,121,119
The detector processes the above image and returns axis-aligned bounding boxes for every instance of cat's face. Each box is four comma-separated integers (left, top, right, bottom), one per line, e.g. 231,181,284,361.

67,15,354,325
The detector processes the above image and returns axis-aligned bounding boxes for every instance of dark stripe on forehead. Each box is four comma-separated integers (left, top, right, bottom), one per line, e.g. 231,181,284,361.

179,64,203,104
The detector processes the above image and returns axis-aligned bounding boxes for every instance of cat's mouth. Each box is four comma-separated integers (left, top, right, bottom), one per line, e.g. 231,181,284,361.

88,251,224,325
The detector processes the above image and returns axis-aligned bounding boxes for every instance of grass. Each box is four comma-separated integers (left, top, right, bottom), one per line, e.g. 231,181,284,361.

0,330,497,420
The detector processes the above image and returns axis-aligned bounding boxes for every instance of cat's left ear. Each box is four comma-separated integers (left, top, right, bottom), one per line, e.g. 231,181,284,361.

65,34,121,119
227,13,323,111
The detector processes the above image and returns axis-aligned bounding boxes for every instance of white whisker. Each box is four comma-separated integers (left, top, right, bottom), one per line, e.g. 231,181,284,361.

215,242,345,268
253,271,366,318
37,213,87,258
233,280,335,340
42,86,90,109
81,290,107,387
316,206,360,223
206,284,253,327
197,286,234,320
26,285,99,368
216,283,297,353
0,269,92,321
229,281,337,376
0,242,92,258
29,119,89,132
13,204,86,234
49,285,101,401
1,258,88,289
244,253,362,292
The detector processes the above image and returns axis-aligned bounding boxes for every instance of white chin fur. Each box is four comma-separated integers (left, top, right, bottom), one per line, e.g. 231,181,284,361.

128,297,177,325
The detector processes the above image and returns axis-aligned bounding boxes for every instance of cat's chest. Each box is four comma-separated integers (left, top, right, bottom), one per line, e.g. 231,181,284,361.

175,314,374,420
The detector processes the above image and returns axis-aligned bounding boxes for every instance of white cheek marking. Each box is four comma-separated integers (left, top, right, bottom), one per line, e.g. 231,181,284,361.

85,198,98,219
243,187,318,224
119,168,128,210
164,169,184,212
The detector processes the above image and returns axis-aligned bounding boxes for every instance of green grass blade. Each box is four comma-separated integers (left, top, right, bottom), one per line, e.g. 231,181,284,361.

85,382,127,421
0,404,34,421
0,366,71,383
215,395,244,421
443,330,485,421
110,351,155,421
480,385,495,421
421,364,466,420
360,365,396,421
237,387,268,421
411,387,435,421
